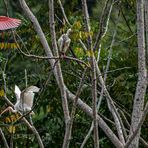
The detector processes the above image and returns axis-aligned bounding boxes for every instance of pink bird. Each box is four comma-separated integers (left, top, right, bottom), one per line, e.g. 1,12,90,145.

0,16,21,30
0,16,21,49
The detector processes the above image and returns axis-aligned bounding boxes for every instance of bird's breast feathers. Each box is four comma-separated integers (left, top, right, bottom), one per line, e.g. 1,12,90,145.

23,92,34,107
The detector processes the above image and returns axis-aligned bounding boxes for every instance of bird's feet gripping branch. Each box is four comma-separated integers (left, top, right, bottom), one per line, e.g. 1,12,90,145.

58,28,72,59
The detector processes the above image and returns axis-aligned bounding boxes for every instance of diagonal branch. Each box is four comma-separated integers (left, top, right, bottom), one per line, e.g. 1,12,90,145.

93,0,114,51
63,68,87,147
95,61,125,145
49,1,71,148
125,102,148,148
81,0,99,147
57,0,71,27
66,88,124,148
128,0,147,147
0,128,9,148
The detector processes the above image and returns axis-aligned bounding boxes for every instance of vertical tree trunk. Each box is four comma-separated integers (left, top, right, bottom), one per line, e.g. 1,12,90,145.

144,0,148,65
81,0,99,147
129,0,147,147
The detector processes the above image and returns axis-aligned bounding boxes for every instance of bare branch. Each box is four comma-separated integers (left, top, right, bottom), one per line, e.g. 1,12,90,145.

93,0,114,51
81,0,99,147
66,88,124,148
0,128,9,148
81,11,126,147
57,0,71,27
63,68,87,147
49,1,71,148
128,0,147,147
144,0,148,66
125,102,148,148
95,61,125,144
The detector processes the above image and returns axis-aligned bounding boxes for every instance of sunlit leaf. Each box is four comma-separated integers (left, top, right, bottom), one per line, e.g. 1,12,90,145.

0,89,4,97
7,125,16,134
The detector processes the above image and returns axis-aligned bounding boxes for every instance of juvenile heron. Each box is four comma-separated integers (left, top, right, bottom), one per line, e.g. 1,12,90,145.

1,85,40,115
58,28,72,57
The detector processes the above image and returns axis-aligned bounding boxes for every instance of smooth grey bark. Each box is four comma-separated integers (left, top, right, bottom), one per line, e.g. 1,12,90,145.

144,0,148,65
48,1,71,148
128,0,147,147
125,102,148,148
81,0,99,147
66,88,123,148
0,128,9,148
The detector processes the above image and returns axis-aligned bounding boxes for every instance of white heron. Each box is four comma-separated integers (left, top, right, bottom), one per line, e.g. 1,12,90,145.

58,28,72,57
1,85,40,115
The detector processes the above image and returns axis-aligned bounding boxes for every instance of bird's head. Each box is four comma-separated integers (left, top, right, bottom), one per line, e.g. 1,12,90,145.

66,28,72,36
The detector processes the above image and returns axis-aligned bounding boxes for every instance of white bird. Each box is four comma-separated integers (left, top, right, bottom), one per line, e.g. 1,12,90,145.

58,28,72,56
1,85,40,115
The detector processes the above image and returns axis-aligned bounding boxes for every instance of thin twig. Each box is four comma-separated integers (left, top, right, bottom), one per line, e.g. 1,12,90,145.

0,128,9,148
49,1,71,148
25,69,28,87
95,61,125,145
65,68,87,147
93,0,114,51
57,0,71,27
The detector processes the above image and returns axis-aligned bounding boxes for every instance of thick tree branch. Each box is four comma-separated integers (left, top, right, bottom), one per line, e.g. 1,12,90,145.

64,68,87,147
129,0,147,147
95,61,125,145
144,0,148,66
0,128,9,148
49,1,71,148
66,88,124,148
125,102,148,148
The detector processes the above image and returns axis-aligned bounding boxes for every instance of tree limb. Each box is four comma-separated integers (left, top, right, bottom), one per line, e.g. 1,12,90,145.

128,0,147,147
0,128,9,148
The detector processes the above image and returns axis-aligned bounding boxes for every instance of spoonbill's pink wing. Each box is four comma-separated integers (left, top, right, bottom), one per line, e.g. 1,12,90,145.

0,16,21,30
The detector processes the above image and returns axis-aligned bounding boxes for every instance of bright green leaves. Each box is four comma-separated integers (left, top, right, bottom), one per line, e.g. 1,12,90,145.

0,88,4,97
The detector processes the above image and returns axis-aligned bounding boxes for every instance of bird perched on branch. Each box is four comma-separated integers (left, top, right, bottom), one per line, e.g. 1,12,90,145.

1,85,40,115
58,28,72,57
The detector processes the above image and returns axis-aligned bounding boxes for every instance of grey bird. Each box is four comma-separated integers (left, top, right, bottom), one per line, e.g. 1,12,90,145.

58,28,72,56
